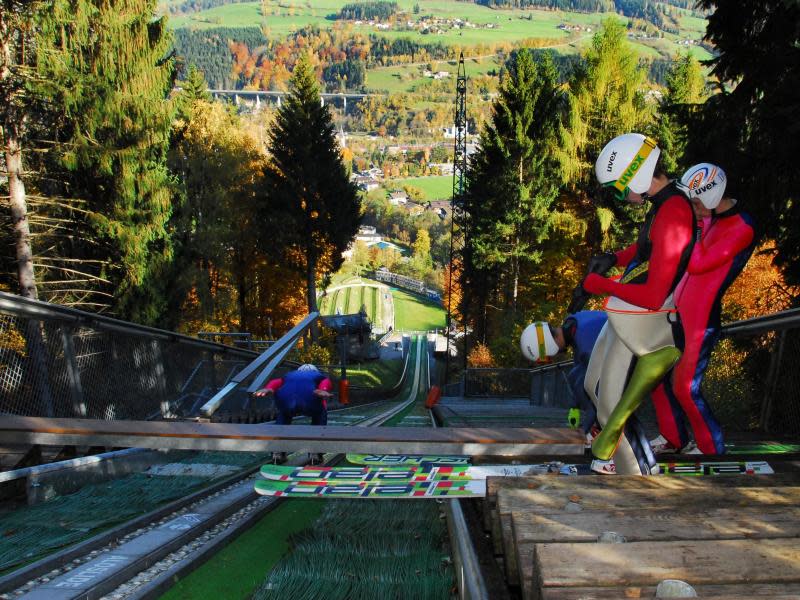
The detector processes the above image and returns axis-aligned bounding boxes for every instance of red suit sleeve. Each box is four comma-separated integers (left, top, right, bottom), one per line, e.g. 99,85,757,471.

583,196,694,310
317,378,333,392
264,378,284,392
687,220,754,275
614,243,638,268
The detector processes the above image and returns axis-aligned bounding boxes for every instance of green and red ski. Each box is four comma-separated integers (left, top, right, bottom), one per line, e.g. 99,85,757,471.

260,463,560,483
345,453,470,466
254,478,486,498
340,458,774,477
658,461,773,476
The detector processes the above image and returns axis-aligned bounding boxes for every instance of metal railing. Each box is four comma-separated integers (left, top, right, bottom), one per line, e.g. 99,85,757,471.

0,292,256,421
443,307,800,438
198,312,319,417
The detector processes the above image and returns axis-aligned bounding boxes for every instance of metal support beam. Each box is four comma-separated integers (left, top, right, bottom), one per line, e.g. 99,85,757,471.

0,416,585,456
200,312,319,416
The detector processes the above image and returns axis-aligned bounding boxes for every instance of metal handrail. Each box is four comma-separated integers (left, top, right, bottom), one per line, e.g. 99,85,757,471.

199,312,319,417
0,291,256,356
720,307,800,336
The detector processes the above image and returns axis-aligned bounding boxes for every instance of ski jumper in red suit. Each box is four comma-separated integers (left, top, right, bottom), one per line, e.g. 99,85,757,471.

582,182,696,475
650,203,756,454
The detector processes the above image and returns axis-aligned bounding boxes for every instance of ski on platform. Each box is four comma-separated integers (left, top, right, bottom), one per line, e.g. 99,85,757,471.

345,453,470,466
658,461,773,475
254,478,486,498
260,463,562,482
724,442,800,455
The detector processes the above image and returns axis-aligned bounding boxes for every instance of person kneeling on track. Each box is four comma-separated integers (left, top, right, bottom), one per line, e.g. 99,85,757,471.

255,363,334,464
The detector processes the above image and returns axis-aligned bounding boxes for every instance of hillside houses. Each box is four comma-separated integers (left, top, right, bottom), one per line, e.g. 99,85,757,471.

342,226,407,261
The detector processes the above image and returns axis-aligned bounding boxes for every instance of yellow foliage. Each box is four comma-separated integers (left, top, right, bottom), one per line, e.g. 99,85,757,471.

723,242,800,321
467,342,495,368
0,325,27,356
293,340,333,366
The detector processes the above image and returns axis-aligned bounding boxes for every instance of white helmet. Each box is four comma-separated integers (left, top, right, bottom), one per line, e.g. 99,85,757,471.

679,163,727,209
520,322,560,362
298,363,319,372
595,133,661,199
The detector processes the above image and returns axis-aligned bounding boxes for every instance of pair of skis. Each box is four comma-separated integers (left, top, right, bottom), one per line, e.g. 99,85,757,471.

253,454,774,498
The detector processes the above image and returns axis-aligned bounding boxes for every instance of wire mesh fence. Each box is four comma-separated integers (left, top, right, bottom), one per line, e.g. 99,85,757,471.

0,294,256,421
705,314,800,436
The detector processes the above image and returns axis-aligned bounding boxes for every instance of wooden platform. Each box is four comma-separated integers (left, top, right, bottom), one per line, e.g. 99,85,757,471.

0,416,584,456
485,472,800,599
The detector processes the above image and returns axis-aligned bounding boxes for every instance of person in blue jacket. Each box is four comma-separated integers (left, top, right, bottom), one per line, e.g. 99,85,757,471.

521,313,658,473
521,312,606,440
255,363,333,463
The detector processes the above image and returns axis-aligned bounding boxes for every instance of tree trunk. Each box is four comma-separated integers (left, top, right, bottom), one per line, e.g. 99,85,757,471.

5,119,37,299
306,252,319,342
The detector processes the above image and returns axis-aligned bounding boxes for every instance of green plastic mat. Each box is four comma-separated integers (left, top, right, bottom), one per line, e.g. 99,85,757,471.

253,336,455,599
0,450,272,573
252,501,453,600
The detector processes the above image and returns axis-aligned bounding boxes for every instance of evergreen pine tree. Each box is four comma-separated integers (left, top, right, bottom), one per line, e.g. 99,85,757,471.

683,0,800,286
262,52,361,337
35,0,176,323
176,65,212,120
652,52,706,174
463,49,565,336
559,19,650,248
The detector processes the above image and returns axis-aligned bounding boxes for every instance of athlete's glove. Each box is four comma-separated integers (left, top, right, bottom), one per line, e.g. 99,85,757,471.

566,252,617,314
586,252,617,277
567,408,581,429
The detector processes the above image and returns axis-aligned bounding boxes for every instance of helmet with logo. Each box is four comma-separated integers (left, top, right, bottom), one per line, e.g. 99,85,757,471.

298,363,319,373
595,133,661,200
520,322,560,363
678,163,727,209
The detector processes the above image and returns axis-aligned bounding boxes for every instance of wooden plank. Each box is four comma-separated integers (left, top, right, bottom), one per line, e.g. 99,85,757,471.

499,510,519,585
487,472,800,499
534,539,800,589
510,505,800,544
0,416,584,455
512,505,800,599
516,542,536,600
495,482,800,515
541,583,800,599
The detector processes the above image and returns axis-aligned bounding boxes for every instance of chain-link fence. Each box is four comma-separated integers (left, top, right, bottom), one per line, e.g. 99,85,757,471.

459,365,573,407
444,308,800,439
0,293,256,421
705,310,800,436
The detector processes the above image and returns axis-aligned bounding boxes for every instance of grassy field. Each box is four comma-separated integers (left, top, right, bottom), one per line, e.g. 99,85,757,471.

319,279,445,331
166,0,707,61
346,358,405,388
390,176,452,201
392,289,446,331
319,281,384,323
366,56,502,93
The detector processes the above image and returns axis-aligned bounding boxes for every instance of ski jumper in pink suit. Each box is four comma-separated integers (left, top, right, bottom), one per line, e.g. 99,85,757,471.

650,203,756,454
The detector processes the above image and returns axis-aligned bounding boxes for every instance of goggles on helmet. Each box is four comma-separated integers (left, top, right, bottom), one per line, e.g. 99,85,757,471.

601,136,658,201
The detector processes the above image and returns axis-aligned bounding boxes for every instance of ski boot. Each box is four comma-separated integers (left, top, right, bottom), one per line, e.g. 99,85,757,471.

308,453,325,465
272,452,287,464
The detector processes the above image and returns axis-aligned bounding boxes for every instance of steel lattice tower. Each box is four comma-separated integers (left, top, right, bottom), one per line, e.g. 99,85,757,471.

445,54,467,385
